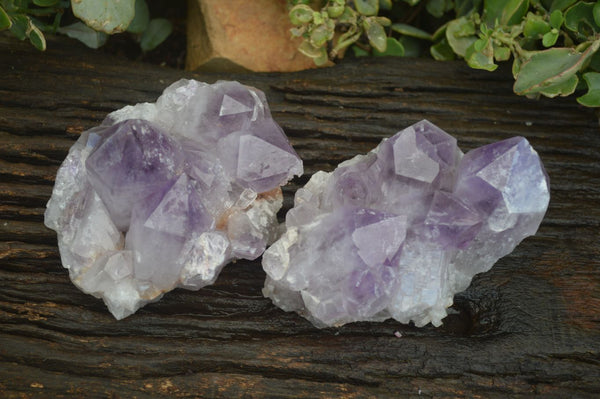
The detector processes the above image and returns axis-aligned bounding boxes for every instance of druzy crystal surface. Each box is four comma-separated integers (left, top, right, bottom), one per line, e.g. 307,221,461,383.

262,120,549,328
45,79,302,319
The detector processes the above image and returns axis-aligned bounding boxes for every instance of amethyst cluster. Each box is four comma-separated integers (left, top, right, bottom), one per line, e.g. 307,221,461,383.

263,120,550,328
45,79,302,319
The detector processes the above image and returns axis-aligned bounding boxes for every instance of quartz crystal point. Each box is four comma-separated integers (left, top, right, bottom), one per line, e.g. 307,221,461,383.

45,79,303,319
262,120,549,328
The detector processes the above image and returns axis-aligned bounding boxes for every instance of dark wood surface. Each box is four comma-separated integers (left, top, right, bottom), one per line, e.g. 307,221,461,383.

1,33,599,398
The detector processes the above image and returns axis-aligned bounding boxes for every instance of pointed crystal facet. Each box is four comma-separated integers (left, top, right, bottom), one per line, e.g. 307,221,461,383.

219,94,253,116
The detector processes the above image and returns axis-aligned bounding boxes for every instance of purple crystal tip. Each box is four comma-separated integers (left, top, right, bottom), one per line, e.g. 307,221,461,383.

262,120,549,328
45,79,303,319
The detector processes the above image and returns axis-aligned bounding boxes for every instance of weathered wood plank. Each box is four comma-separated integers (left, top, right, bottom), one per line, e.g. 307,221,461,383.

1,33,599,398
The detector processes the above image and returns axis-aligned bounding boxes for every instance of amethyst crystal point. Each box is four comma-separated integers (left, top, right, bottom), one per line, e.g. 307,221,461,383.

262,120,549,328
45,79,303,319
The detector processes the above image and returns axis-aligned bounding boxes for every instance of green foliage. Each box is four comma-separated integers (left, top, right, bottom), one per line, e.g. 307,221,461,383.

1,0,171,52
287,0,600,107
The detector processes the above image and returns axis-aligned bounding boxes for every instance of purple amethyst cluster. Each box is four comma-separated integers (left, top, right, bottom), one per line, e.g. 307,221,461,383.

45,80,302,319
263,120,550,328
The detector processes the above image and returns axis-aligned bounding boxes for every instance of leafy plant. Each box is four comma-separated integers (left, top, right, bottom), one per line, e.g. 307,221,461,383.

0,0,172,51
288,0,600,107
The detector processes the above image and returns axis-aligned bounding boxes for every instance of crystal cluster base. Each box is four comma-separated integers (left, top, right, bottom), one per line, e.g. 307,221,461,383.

45,79,303,319
262,120,549,328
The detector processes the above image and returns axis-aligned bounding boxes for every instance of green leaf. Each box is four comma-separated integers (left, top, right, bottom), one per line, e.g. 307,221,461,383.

542,29,559,46
427,0,447,18
354,0,379,16
363,17,387,52
289,4,313,25
299,40,324,58
127,0,149,34
445,16,477,57
539,74,578,96
313,47,329,66
594,0,600,26
72,0,136,34
431,22,448,41
399,36,423,57
310,21,334,47
58,21,108,48
338,6,357,24
455,0,479,16
430,38,456,60
352,45,370,57
564,2,600,37
494,45,511,61
588,48,600,70
550,0,576,12
550,9,564,28
524,12,551,37
577,72,600,106
373,37,405,56
512,56,521,78
465,39,497,71
33,0,59,6
328,3,345,18
514,40,600,95
27,20,46,50
9,14,28,40
140,18,172,52
379,0,393,10
402,0,421,5
0,6,11,30
391,23,432,40
483,0,529,27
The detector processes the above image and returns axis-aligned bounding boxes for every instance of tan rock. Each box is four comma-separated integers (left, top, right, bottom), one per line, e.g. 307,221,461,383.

186,0,317,72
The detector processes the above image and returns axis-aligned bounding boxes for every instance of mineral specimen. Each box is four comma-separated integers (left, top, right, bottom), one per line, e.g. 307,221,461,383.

45,79,303,319
262,120,549,328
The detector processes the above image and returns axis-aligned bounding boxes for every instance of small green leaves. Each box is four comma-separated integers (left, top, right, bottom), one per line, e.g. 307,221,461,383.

140,18,172,52
0,6,12,30
363,16,387,52
355,0,379,16
577,71,600,106
373,37,405,56
392,23,433,40
72,0,136,34
289,4,314,25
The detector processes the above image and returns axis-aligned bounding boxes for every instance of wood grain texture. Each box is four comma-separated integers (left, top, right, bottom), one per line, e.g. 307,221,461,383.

1,33,599,398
